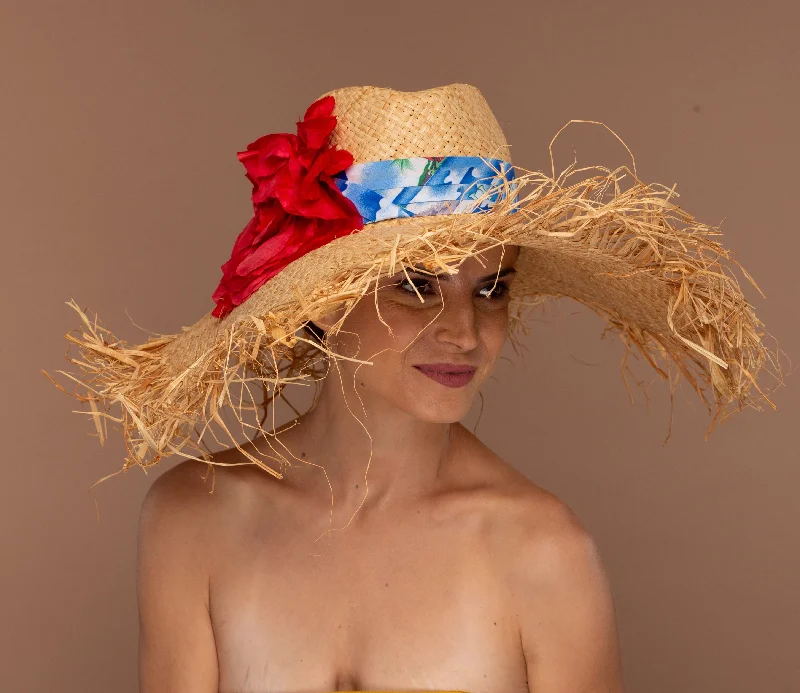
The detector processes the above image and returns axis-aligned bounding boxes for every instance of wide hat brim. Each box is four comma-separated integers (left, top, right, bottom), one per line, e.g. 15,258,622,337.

48,153,780,481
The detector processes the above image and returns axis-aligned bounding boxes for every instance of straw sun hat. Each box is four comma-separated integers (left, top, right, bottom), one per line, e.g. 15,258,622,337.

45,83,779,484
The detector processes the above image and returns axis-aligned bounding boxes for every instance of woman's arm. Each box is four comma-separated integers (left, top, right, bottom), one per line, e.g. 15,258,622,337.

136,462,219,693
510,498,625,693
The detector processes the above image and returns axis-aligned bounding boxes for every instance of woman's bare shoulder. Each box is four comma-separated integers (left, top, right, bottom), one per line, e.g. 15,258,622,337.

140,453,268,522
452,424,586,544
473,452,600,592
141,445,307,542
142,458,226,509
137,462,220,553
454,424,560,494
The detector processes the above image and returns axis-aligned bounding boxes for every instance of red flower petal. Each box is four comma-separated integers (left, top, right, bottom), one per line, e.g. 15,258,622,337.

297,96,337,149
235,226,293,275
212,94,365,319
303,95,335,121
298,117,336,150
238,133,296,178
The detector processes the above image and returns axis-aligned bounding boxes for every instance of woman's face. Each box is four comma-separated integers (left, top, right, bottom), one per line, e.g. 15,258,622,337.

317,244,520,424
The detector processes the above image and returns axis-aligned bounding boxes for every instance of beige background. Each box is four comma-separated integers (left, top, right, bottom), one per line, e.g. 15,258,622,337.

2,1,798,691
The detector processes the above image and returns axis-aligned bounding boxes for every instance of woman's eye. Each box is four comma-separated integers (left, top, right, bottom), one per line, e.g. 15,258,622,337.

393,278,510,300
478,282,510,299
397,278,435,295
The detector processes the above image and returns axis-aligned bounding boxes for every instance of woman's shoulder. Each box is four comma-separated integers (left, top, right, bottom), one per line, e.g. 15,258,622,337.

452,423,560,497
141,458,217,515
452,423,591,554
140,450,280,527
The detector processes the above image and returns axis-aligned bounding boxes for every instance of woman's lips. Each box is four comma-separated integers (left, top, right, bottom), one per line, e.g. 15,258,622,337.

412,363,477,388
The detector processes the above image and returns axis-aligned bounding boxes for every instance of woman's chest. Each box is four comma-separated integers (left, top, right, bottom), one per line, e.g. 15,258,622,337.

209,517,529,692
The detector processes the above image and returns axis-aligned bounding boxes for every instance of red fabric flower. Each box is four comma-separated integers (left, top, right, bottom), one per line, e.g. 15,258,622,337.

211,95,364,319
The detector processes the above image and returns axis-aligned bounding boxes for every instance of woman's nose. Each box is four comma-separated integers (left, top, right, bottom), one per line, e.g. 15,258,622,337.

432,293,480,351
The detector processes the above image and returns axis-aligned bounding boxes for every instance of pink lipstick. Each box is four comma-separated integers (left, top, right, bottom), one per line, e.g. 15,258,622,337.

413,363,477,388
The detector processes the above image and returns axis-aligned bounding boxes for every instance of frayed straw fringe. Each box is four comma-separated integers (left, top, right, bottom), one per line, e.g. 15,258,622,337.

42,150,784,488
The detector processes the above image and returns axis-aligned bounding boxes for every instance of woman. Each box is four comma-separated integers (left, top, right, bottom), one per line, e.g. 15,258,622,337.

136,242,625,693
51,83,771,693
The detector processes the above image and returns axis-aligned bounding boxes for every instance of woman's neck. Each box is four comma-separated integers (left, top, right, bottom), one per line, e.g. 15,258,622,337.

271,377,461,513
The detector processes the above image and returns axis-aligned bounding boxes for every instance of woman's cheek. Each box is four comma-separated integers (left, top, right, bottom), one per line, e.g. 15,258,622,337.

375,300,440,343
478,304,511,353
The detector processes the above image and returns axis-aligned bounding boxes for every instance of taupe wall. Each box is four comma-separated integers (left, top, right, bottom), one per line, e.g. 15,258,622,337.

2,1,798,691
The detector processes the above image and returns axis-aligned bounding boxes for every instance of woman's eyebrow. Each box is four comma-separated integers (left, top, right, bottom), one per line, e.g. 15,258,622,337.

408,265,518,283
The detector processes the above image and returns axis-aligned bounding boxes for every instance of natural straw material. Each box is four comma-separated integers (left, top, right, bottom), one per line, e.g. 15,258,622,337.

44,84,781,486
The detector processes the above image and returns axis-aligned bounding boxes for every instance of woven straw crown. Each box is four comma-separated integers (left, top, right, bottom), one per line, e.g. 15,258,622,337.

320,83,511,163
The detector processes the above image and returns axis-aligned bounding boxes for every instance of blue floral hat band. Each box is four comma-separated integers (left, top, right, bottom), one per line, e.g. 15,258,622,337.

332,155,518,224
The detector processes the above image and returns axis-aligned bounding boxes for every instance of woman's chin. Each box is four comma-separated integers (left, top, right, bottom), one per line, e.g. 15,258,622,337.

357,367,482,423
403,393,478,424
